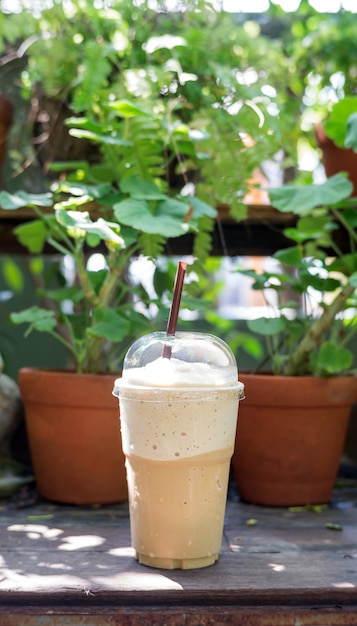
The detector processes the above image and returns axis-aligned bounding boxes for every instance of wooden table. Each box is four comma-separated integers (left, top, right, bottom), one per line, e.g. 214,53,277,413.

0,482,356,625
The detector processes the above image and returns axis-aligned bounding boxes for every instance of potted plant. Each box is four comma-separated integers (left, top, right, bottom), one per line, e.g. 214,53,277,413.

0,0,301,216
0,174,217,505
0,0,304,505
272,4,357,188
315,97,357,196
289,3,357,190
232,172,357,506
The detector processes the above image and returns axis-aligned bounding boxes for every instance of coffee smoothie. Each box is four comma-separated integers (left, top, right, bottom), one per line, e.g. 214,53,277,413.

114,332,244,570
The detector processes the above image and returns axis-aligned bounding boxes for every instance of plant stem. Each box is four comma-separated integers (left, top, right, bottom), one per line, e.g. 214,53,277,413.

49,329,79,360
75,241,99,307
283,281,355,376
98,247,130,308
84,247,135,372
331,207,357,246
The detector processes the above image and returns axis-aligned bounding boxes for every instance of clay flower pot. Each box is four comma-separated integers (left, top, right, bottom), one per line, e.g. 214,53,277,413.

19,369,128,505
232,373,357,507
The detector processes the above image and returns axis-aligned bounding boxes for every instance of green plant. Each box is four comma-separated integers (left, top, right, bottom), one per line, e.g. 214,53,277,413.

323,96,357,150
236,5,357,364
0,0,300,215
265,2,357,172
0,180,215,374
0,0,307,375
236,173,357,376
277,2,357,111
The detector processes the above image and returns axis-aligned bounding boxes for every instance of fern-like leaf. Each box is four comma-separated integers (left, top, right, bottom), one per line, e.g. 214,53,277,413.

192,215,214,263
138,232,166,258
72,41,113,114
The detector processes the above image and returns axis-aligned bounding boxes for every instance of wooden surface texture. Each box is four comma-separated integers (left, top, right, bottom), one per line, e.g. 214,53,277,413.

0,485,356,599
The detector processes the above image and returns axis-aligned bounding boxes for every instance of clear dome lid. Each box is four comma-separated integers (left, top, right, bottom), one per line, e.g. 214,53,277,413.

116,331,239,390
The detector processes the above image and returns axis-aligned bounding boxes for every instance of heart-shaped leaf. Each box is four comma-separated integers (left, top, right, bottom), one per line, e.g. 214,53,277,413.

113,198,188,237
269,174,353,214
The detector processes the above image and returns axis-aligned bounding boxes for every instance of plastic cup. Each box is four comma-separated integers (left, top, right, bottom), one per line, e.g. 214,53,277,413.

113,331,244,570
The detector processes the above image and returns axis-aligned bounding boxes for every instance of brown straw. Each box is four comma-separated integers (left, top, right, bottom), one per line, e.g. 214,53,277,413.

163,260,187,359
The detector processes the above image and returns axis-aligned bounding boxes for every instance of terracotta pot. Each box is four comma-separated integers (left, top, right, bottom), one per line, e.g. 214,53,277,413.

232,373,357,507
19,369,128,505
315,122,357,197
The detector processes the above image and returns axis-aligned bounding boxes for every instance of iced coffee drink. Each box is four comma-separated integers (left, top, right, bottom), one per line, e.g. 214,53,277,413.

113,332,244,570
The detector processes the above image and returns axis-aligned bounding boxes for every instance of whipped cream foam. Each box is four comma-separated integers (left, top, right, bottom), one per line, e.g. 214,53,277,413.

121,357,238,389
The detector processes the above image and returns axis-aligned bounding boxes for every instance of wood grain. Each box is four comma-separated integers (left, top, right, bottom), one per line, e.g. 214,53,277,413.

0,491,356,601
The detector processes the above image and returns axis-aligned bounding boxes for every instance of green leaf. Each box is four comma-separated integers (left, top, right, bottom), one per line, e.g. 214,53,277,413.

299,269,341,293
247,317,286,336
55,210,124,245
269,174,353,215
324,97,357,148
316,342,353,375
296,216,335,239
69,128,132,146
48,160,89,172
109,100,151,118
328,254,357,277
113,198,188,237
87,309,130,342
86,233,102,248
342,209,357,229
137,232,166,257
284,318,305,341
0,191,53,210
274,246,302,266
14,220,49,254
237,269,287,290
279,300,299,310
121,308,152,335
55,181,113,199
120,178,166,200
289,504,328,513
38,286,84,304
189,196,217,221
65,116,107,132
86,269,108,295
119,225,140,248
345,112,357,152
283,226,308,244
29,257,45,276
10,307,57,333
1,257,24,292
26,514,54,520
230,333,263,359
90,218,125,245
325,523,343,531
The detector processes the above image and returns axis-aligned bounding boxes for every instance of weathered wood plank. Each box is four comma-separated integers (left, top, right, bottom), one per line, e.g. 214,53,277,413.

0,606,357,626
0,494,356,601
